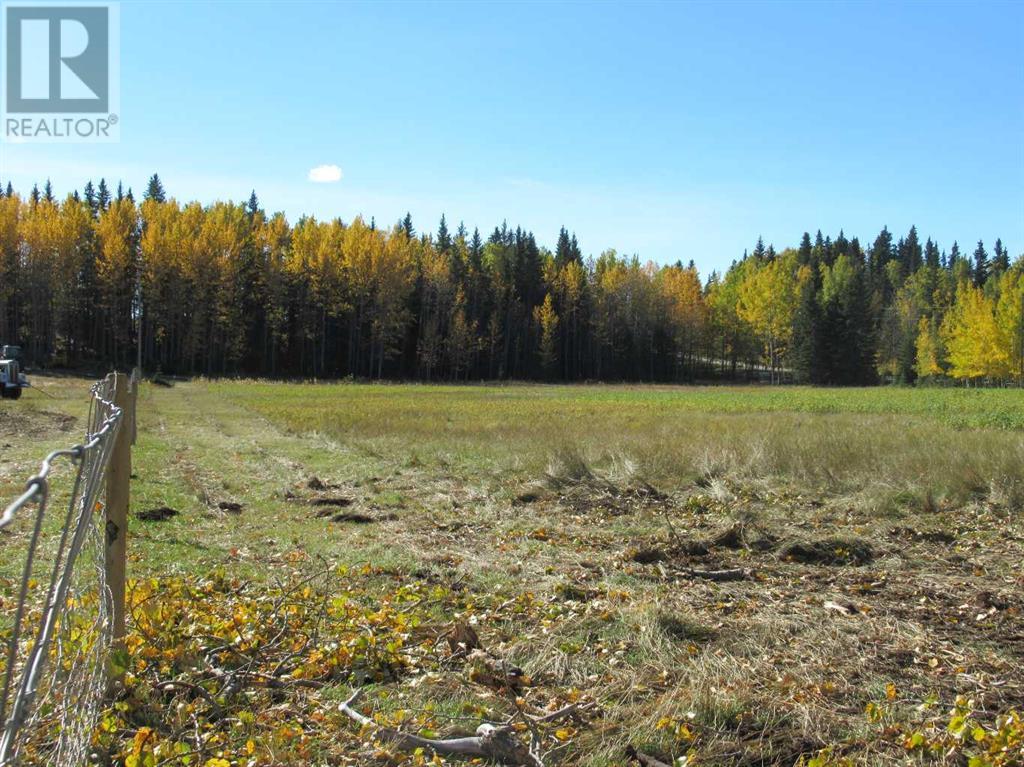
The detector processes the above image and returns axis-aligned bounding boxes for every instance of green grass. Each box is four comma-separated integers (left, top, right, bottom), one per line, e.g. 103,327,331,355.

214,380,1024,502
2,377,1022,766
219,379,1024,430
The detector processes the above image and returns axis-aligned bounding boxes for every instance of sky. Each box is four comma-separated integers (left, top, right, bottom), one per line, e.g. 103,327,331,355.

1,0,1022,274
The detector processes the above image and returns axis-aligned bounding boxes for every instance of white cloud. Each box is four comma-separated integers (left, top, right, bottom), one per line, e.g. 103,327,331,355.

308,164,343,183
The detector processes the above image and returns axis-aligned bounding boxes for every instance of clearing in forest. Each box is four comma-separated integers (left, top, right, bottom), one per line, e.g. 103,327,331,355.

1,378,1022,766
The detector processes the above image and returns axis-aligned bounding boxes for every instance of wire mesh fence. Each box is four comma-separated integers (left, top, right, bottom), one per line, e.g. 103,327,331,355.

0,373,131,766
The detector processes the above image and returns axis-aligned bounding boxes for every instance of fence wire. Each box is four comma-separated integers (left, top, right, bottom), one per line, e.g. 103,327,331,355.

0,375,125,767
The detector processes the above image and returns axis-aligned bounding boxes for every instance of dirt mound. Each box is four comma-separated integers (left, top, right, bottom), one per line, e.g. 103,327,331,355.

311,496,353,507
779,536,874,566
323,511,397,524
630,521,778,564
137,507,178,522
629,547,668,564
329,512,375,524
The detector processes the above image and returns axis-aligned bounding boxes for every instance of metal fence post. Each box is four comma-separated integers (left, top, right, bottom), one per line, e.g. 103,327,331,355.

105,373,132,669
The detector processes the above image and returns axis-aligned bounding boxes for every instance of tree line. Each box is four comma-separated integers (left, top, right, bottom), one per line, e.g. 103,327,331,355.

1,175,1021,386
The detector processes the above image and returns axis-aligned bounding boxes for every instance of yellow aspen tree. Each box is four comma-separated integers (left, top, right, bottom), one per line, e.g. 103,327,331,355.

941,281,1009,382
369,226,413,378
286,217,327,375
20,197,90,361
95,197,138,364
199,202,251,371
533,293,559,377
914,316,944,379
736,253,801,382
558,259,586,379
254,212,292,374
0,195,22,342
17,197,60,359
657,264,706,378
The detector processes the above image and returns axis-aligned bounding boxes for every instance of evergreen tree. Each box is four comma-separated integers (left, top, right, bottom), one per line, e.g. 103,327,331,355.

30,184,40,206
843,266,877,384
973,240,989,287
924,237,940,269
43,179,54,203
246,190,260,217
791,272,823,383
812,230,827,269
797,232,813,266
869,227,893,275
555,227,573,267
97,179,111,210
834,230,850,259
849,237,864,265
402,212,414,239
116,181,125,202
903,225,922,273
470,228,483,263
569,233,582,262
514,228,544,306
4,182,12,198
992,238,1009,274
436,214,451,253
84,181,97,215
823,235,834,266
948,241,962,269
144,173,166,202
752,236,766,261
822,261,876,384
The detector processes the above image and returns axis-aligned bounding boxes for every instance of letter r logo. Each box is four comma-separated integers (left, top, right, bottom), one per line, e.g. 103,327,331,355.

5,6,109,113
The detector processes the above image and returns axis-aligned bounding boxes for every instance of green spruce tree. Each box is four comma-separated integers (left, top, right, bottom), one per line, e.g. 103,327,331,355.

144,173,166,202
972,240,989,287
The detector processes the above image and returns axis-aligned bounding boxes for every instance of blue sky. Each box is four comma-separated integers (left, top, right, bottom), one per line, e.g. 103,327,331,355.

2,0,1022,273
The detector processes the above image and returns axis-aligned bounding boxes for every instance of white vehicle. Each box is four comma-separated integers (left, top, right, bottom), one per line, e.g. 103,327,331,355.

0,345,29,400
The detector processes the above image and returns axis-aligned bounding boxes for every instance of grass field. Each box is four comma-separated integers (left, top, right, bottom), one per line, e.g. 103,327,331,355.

2,378,1023,766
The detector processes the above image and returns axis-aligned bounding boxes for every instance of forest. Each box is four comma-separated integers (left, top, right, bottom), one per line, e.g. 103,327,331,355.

1,175,1021,386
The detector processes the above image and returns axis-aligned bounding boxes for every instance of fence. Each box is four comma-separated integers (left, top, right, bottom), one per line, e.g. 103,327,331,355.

0,371,137,767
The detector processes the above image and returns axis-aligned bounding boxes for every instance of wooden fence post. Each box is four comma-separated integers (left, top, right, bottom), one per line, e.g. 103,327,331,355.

105,372,133,678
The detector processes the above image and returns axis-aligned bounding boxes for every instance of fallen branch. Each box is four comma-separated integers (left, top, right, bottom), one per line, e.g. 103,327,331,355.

530,702,589,723
153,679,224,719
340,688,580,766
684,567,749,582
